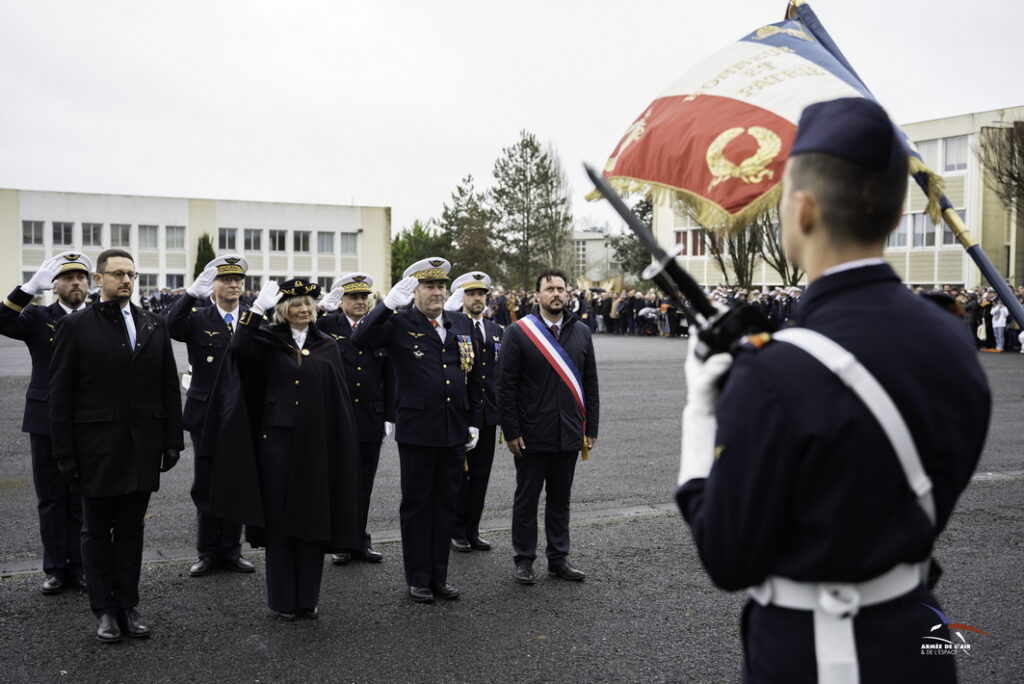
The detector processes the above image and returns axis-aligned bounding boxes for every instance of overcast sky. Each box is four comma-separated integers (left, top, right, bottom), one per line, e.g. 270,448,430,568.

2,0,1022,237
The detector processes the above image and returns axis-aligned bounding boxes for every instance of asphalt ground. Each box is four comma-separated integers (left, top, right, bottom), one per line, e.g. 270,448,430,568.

0,334,1021,683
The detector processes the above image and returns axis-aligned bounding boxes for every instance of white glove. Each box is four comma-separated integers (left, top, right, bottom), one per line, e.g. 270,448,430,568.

465,426,480,451
1018,330,1024,349
384,421,394,439
320,285,344,313
444,288,464,313
383,276,418,310
252,280,281,315
186,264,218,299
678,326,733,486
21,256,64,295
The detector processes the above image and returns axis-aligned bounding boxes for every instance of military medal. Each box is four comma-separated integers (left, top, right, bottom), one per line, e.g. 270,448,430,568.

457,334,474,372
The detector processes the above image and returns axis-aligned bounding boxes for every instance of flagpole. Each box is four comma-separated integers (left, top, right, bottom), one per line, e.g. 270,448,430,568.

789,0,1024,329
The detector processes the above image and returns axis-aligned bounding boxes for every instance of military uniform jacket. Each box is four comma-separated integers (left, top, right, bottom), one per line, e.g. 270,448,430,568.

351,302,483,448
497,309,600,453
0,286,83,435
468,316,502,427
164,293,248,433
317,313,395,443
49,301,185,497
677,264,991,590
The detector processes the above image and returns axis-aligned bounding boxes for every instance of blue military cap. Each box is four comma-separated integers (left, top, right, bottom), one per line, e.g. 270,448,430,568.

790,98,904,174
278,278,320,301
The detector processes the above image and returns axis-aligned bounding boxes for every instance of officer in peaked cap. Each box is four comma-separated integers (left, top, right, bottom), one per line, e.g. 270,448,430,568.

0,251,93,595
444,272,502,553
165,254,256,577
675,97,990,683
351,257,484,603
318,272,395,565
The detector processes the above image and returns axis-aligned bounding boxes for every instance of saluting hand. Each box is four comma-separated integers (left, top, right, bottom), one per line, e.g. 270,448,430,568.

320,285,344,313
443,288,464,313
21,255,64,296
383,276,418,310
186,264,219,299
252,280,282,315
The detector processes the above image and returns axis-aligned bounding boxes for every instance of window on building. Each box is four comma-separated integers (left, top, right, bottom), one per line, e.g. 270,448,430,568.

111,224,131,247
271,275,288,285
943,135,968,172
22,271,35,285
244,229,262,251
165,274,184,289
691,229,707,256
915,139,939,170
139,224,158,249
941,209,966,246
166,225,185,249
138,274,158,292
575,240,587,274
317,231,334,254
317,276,333,290
244,275,262,291
887,215,909,248
22,221,43,245
52,222,73,246
82,223,102,246
912,213,937,247
673,230,688,255
269,230,286,252
219,228,237,251
339,232,358,255
293,230,310,252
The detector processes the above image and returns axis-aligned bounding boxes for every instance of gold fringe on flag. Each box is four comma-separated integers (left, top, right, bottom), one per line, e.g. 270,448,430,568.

908,156,947,226
587,176,782,235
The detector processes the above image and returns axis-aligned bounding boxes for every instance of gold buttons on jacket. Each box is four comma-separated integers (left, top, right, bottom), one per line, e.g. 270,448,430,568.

301,349,310,356
442,364,447,369
446,380,451,385
355,398,360,403
446,397,451,402
294,379,300,385
355,382,361,387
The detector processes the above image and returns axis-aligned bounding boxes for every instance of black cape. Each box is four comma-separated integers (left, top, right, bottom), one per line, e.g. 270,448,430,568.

195,321,361,552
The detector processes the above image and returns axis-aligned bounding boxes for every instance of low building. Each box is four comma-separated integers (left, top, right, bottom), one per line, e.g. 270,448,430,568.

0,189,391,301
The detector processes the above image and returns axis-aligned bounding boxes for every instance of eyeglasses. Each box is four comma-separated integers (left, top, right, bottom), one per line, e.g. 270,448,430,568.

102,270,139,281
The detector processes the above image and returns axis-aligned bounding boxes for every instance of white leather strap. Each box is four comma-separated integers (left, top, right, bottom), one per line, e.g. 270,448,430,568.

773,328,936,526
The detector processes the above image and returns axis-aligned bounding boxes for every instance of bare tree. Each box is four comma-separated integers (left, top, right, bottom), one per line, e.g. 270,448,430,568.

753,209,803,286
976,121,1024,211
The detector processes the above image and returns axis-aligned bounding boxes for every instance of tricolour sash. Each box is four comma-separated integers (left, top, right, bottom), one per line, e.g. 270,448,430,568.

517,314,590,460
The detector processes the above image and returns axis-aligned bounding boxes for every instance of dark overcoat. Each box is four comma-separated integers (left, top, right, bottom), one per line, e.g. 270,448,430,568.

496,309,600,453
198,312,361,552
49,301,184,496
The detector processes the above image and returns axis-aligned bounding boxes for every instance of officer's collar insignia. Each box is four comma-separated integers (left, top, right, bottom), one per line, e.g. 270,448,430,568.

429,259,444,267
46,323,55,330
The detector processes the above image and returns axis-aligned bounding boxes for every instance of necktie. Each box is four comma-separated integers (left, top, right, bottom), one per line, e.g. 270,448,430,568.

224,312,234,335
475,321,484,346
430,319,439,328
550,324,559,339
124,311,136,349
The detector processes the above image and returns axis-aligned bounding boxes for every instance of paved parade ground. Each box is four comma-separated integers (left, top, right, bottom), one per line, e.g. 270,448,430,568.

0,334,1021,683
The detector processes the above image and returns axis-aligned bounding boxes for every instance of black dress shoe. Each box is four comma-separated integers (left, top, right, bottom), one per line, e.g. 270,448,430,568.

273,610,297,621
514,561,536,585
408,586,435,603
189,558,214,577
356,547,383,563
548,561,586,581
118,609,151,638
450,538,472,553
69,575,88,591
221,556,256,573
41,574,64,595
330,553,350,566
431,583,460,600
296,606,319,619
96,613,122,643
469,537,492,551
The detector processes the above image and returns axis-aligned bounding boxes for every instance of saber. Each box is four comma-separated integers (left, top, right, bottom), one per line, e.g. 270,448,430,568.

584,163,769,357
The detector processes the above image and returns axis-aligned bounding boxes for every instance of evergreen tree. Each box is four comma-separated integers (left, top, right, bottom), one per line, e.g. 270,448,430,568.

194,233,215,279
438,175,502,282
490,130,574,289
390,220,451,285
606,196,654,279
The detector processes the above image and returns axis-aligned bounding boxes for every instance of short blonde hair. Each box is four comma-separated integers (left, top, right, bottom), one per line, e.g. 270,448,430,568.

272,295,318,326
